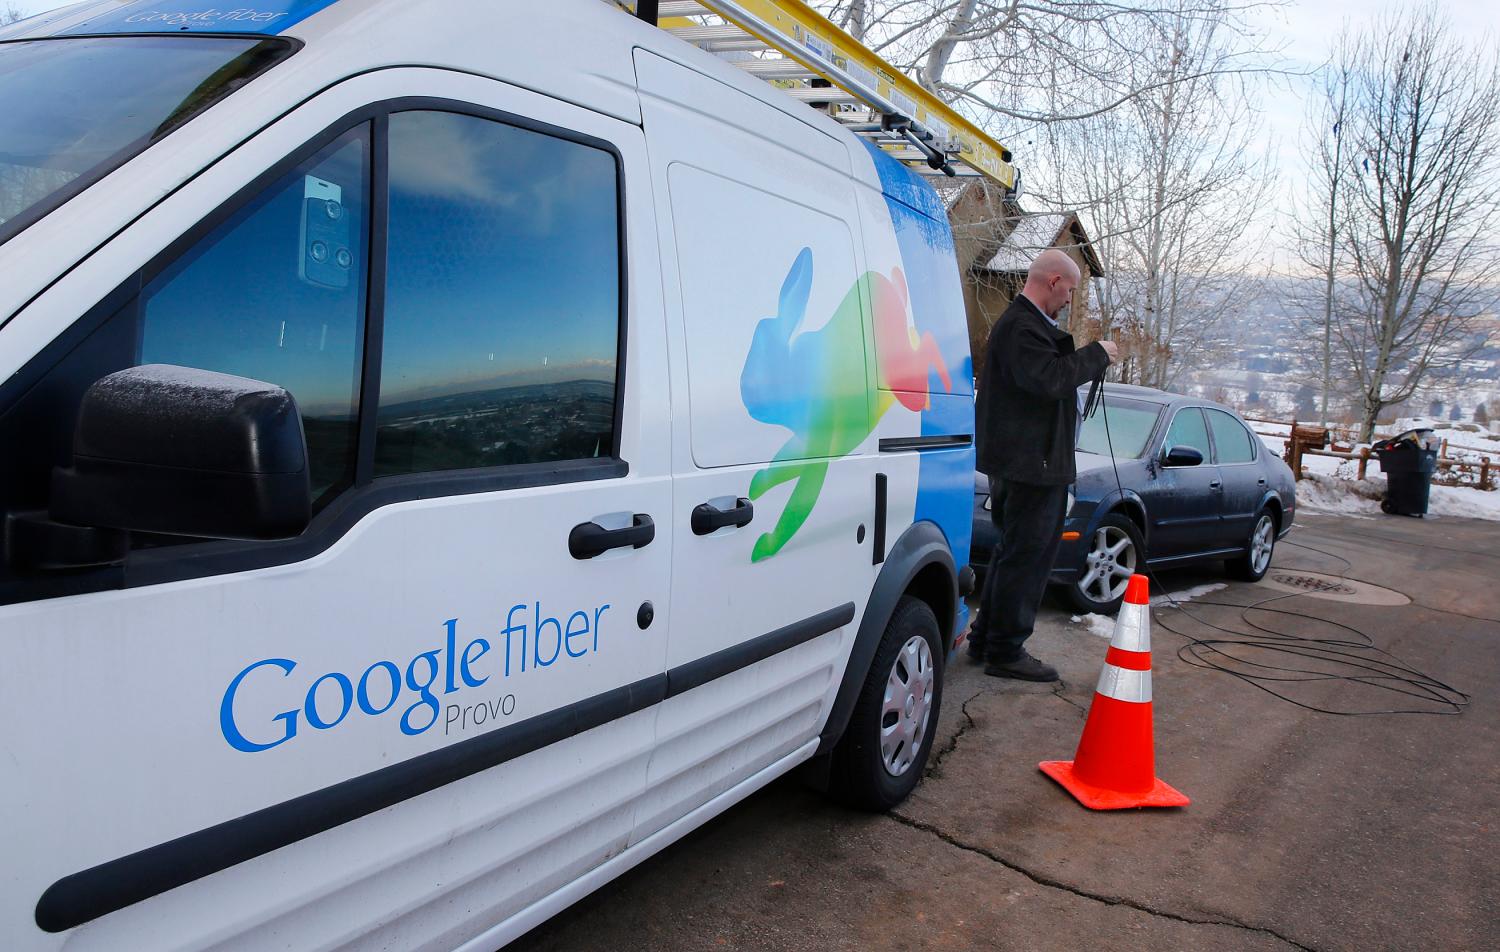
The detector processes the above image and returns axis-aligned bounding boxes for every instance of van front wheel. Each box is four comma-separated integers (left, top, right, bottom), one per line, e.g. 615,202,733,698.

828,596,944,811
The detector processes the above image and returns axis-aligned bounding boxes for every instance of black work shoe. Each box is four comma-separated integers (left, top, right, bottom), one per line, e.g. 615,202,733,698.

984,651,1059,682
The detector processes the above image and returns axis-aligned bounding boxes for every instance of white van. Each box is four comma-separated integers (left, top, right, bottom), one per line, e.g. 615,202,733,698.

0,1,979,948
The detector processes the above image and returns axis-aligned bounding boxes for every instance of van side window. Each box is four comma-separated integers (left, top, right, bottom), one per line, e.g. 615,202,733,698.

1206,408,1256,463
139,125,371,503
1165,407,1211,458
375,110,620,476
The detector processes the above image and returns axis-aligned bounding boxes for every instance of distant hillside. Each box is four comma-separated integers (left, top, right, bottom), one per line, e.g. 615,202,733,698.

1175,275,1499,424
379,378,614,422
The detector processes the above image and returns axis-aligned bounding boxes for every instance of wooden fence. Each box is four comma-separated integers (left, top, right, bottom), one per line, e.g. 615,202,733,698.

1244,418,1495,491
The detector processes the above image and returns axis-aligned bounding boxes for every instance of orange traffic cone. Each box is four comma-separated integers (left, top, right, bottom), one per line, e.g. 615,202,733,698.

1039,574,1190,810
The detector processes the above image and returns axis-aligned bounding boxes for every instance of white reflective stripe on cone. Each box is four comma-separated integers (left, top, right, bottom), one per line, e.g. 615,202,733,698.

1096,664,1152,703
1111,601,1151,653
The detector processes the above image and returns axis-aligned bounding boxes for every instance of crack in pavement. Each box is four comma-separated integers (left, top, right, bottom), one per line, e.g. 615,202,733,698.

927,678,1089,780
885,812,1317,952
926,688,983,778
1050,681,1088,717
928,682,1089,780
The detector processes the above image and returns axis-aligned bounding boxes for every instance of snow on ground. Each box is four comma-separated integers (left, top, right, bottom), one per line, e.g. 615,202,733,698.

1254,424,1500,521
1294,474,1383,517
1153,582,1229,608
1417,482,1500,520
1249,420,1292,438
1390,415,1499,439
1251,416,1500,460
1070,613,1117,639
1295,472,1500,521
1069,583,1228,638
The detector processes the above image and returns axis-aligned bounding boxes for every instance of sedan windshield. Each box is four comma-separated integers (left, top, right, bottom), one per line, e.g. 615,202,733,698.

1077,397,1162,458
0,36,290,246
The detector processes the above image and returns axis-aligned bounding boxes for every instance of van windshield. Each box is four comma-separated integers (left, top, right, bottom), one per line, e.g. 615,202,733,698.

0,36,292,246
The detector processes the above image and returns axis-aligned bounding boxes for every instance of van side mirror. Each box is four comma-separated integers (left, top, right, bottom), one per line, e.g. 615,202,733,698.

49,365,312,540
1162,444,1205,468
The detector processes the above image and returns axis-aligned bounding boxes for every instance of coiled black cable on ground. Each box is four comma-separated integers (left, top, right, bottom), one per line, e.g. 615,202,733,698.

1091,374,1469,717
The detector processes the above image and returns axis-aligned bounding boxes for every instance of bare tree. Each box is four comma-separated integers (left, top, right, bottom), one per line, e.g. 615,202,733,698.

815,0,1287,127
1323,7,1500,442
1278,38,1362,425
2,5,26,25
808,2,1285,391
1026,7,1275,390
1290,38,1355,427
835,0,869,41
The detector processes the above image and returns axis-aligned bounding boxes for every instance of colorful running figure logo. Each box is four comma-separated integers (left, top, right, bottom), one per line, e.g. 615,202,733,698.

740,247,952,562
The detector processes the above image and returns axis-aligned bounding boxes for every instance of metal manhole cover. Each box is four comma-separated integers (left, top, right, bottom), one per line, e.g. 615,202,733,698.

1260,570,1410,606
1270,573,1358,595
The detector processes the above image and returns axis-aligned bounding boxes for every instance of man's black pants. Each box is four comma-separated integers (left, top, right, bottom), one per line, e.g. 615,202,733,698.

973,476,1069,663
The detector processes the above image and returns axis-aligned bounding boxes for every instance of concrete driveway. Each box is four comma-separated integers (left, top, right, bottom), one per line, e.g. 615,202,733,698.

510,511,1499,951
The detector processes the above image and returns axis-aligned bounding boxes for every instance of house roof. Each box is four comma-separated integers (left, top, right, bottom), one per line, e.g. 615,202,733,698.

977,212,1104,276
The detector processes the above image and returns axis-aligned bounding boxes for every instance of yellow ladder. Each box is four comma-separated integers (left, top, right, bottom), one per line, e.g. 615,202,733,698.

609,0,1016,189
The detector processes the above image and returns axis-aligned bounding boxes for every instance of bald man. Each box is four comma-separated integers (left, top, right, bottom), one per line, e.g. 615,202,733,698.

971,249,1117,681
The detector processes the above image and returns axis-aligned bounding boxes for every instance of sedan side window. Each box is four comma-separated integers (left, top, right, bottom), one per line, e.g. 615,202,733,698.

1206,409,1256,464
1164,408,1211,458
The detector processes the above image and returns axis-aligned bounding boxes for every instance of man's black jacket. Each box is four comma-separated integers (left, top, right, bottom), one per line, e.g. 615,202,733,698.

976,295,1111,486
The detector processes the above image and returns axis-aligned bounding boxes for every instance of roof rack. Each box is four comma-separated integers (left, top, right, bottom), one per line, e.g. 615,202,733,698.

612,0,1016,189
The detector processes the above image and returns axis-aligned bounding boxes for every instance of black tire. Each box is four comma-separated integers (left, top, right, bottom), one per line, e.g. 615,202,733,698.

1066,512,1145,615
1227,508,1277,582
828,596,944,811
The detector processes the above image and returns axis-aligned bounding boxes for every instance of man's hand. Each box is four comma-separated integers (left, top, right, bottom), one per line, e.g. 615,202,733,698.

1098,340,1119,363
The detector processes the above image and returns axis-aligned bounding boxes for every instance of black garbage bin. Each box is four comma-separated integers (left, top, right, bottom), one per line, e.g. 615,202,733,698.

1373,429,1438,516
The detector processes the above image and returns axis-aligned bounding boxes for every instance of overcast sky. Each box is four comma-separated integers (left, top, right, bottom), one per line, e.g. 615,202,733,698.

7,0,1499,270
1248,0,1498,270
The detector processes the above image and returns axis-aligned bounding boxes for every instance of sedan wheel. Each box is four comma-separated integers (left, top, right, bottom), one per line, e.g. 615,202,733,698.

1067,513,1144,614
1250,515,1274,574
1228,510,1277,582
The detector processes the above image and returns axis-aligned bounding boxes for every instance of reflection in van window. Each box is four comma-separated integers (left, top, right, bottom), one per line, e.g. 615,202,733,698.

139,126,370,503
0,36,283,246
376,110,620,476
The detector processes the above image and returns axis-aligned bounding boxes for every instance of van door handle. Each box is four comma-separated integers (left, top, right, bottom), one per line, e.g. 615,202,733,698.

569,514,655,559
691,497,754,535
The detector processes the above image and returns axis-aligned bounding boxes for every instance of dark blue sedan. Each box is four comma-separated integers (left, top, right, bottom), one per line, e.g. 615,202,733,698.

971,384,1297,613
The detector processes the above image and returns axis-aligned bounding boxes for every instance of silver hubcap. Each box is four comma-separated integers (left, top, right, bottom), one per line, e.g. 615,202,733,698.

1250,515,1274,573
880,635,935,777
1080,525,1138,604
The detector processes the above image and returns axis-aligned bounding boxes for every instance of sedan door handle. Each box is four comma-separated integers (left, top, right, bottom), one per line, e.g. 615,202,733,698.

1257,477,1268,486
569,514,655,560
692,497,754,535
1209,479,1223,490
